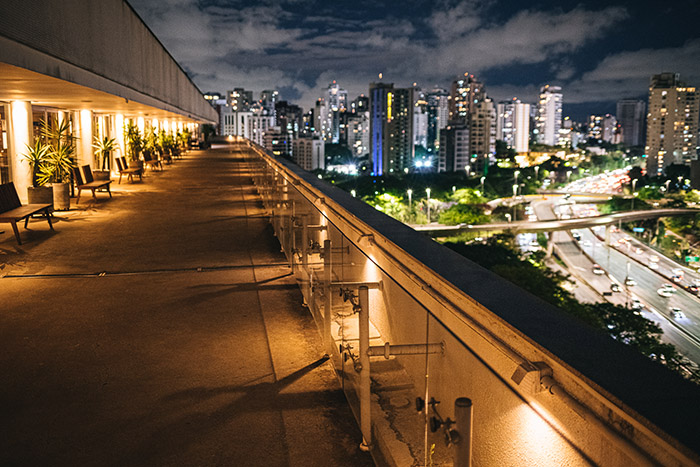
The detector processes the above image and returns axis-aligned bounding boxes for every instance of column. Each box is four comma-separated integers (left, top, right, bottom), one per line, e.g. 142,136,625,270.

75,110,94,168
8,101,33,203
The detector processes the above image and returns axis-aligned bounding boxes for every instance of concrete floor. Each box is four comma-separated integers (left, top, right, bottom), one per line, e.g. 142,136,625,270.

0,146,373,466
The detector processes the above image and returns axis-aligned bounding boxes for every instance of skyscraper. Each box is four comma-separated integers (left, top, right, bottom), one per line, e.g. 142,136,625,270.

323,81,347,143
449,74,485,125
426,88,449,152
616,99,646,146
369,82,414,175
646,73,699,175
227,88,253,111
497,99,530,153
536,85,563,146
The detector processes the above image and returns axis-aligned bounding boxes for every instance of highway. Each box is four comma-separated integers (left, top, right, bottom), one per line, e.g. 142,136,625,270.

530,197,700,365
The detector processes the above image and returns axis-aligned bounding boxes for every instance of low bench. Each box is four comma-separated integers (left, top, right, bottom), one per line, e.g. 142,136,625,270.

116,157,142,184
74,165,112,203
0,182,53,245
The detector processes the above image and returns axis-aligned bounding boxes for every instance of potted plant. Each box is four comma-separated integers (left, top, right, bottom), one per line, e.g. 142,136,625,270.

22,139,53,206
38,118,77,210
92,136,116,181
124,122,144,170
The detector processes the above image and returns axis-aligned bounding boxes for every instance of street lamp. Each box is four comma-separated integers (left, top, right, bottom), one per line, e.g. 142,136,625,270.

351,189,356,197
426,188,431,223
465,165,471,177
480,176,486,193
566,170,572,183
534,166,540,180
664,179,671,192
678,175,684,189
512,184,518,220
407,189,413,211
514,170,520,186
631,179,637,210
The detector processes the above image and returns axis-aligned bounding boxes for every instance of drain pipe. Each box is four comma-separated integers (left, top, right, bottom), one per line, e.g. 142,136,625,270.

454,398,473,467
358,285,371,451
323,239,332,353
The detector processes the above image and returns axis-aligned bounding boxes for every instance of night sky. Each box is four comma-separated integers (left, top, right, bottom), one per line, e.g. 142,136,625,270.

131,0,700,121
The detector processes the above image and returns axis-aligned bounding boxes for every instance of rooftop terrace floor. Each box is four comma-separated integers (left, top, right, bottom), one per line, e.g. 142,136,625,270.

0,146,372,466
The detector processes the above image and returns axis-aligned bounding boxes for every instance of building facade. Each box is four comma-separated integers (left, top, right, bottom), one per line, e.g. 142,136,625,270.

616,99,646,146
497,99,530,153
293,137,325,171
646,73,699,175
369,83,415,175
0,0,216,200
536,85,563,146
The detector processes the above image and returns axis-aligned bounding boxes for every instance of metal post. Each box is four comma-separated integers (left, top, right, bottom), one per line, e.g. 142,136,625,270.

301,214,309,274
358,285,371,451
454,397,472,467
323,240,332,353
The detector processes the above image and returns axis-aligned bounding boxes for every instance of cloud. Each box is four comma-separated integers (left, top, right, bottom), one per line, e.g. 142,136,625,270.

130,0,634,110
565,39,700,103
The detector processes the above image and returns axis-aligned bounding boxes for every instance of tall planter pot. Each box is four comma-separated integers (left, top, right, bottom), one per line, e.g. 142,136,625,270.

28,186,54,209
52,182,70,210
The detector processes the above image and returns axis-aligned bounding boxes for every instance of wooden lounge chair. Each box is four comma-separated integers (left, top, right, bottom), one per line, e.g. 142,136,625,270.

73,165,112,203
142,152,163,171
0,182,53,245
116,157,142,184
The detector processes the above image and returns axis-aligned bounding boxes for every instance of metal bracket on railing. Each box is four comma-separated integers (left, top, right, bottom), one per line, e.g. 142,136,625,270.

339,343,362,371
416,397,460,448
368,341,444,359
320,245,350,258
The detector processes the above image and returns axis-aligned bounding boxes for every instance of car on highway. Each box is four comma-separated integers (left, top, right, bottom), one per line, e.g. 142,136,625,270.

631,298,643,311
689,284,699,294
572,232,581,242
624,278,637,286
650,255,659,263
657,284,675,297
670,307,685,319
649,261,659,270
611,283,621,292
634,247,643,254
592,264,605,275
672,274,683,283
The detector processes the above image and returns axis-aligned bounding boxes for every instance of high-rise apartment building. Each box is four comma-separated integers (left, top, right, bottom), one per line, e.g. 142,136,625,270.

346,112,370,157
293,137,325,171
496,99,530,153
469,99,496,174
322,81,347,143
369,82,414,175
413,96,429,149
427,88,449,152
449,74,485,124
227,88,253,111
646,73,699,175
438,125,469,172
617,99,646,146
536,85,563,146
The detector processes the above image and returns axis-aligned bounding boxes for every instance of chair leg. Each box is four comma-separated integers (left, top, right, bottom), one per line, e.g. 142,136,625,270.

45,209,54,230
76,189,81,204
11,220,21,245
118,173,123,184
108,185,112,198
24,215,29,228
92,188,97,199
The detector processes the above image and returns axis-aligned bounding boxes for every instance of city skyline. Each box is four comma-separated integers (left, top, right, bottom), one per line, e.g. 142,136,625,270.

131,0,700,120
